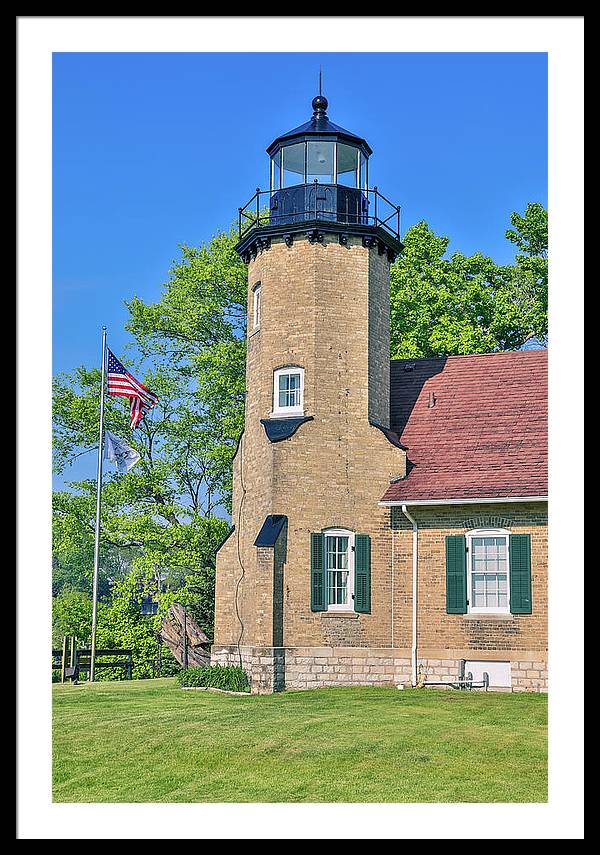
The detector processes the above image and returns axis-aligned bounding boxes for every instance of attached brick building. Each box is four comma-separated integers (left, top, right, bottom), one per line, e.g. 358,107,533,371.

212,94,548,694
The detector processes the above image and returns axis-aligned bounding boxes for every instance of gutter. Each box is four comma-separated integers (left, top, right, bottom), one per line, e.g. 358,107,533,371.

380,495,547,508
401,504,419,687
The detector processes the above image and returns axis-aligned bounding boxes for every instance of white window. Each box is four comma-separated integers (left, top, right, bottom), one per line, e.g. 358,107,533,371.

467,529,510,614
252,283,261,329
272,366,304,417
324,528,354,611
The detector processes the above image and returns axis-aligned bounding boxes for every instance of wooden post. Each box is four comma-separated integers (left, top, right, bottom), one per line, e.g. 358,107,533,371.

69,636,77,682
183,610,188,670
61,636,67,683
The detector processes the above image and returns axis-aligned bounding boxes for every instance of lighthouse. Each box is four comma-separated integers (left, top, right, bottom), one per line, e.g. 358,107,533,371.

212,92,407,693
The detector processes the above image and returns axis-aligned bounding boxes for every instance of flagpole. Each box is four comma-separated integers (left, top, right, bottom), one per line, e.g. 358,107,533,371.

90,326,107,682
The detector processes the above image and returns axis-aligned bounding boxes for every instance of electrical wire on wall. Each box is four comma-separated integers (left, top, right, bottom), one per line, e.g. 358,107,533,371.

234,432,247,669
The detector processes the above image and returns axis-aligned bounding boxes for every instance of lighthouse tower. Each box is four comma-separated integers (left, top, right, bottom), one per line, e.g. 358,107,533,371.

213,93,406,692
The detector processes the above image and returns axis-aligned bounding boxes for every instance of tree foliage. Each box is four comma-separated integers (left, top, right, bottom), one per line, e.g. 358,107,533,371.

52,229,243,643
53,581,166,679
125,231,247,481
389,202,548,358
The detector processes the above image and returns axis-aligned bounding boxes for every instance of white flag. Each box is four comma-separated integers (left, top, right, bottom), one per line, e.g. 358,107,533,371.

104,430,140,473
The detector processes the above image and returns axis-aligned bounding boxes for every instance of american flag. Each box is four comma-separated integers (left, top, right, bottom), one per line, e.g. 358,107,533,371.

106,349,159,430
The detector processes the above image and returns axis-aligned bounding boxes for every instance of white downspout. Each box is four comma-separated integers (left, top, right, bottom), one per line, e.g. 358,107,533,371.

401,504,418,687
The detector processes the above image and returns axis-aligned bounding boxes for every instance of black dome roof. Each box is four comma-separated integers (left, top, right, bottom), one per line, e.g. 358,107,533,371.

266,96,372,158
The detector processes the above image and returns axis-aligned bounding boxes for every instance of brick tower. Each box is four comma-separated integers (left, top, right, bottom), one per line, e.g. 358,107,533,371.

213,93,407,692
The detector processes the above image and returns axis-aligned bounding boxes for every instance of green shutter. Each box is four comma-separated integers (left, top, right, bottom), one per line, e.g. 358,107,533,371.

509,534,532,614
354,534,371,613
446,535,467,614
310,532,326,611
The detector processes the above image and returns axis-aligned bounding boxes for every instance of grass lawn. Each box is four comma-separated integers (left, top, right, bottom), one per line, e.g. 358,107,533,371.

53,678,547,803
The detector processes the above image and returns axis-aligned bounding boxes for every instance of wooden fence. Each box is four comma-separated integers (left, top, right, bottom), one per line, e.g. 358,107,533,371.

52,636,133,681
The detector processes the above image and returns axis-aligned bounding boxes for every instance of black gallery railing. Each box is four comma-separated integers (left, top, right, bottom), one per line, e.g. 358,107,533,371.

238,183,401,243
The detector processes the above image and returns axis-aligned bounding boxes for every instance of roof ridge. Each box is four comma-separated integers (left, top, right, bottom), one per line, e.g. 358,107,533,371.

390,349,547,365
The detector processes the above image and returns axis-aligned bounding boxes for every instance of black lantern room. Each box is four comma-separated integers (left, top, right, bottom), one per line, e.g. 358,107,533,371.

268,94,370,226
236,94,402,262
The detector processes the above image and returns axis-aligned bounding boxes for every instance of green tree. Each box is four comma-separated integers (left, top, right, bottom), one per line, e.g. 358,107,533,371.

389,203,548,358
52,589,93,647
95,573,162,679
504,202,548,346
52,494,131,597
505,201,548,258
52,230,242,641
125,230,247,507
53,579,168,679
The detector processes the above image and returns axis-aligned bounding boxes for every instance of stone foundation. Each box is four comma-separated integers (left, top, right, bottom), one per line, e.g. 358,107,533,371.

211,645,547,694
417,658,545,692
211,646,285,694
511,660,548,692
284,647,412,690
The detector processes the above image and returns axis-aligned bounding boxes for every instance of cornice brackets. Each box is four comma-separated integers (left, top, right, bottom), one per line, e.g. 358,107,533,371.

306,228,324,244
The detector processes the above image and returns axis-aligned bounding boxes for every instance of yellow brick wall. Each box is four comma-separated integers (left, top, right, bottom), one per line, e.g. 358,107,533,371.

214,233,406,649
390,502,547,659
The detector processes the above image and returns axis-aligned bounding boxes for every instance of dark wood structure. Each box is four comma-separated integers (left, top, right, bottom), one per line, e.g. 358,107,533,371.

52,638,133,681
158,603,210,668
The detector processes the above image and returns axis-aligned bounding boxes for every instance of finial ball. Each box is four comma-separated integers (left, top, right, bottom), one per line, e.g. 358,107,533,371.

312,95,328,113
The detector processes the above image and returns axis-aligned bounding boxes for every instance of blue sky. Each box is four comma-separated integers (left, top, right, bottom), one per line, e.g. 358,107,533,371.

53,51,547,482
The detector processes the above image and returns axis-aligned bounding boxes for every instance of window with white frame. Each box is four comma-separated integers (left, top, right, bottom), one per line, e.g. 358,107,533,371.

252,283,261,329
467,529,510,614
324,528,354,611
272,366,304,417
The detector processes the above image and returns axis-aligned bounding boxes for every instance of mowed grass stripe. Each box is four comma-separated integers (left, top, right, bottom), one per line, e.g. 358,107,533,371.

53,678,547,803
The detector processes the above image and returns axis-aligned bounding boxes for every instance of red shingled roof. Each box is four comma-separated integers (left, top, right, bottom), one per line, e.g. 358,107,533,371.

380,350,548,503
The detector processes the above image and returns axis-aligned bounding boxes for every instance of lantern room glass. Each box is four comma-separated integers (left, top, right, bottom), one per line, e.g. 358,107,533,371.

337,143,359,187
271,149,281,190
271,141,368,190
282,143,305,188
306,141,335,184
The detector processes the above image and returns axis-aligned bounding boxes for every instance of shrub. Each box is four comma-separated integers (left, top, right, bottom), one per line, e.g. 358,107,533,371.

177,665,250,693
